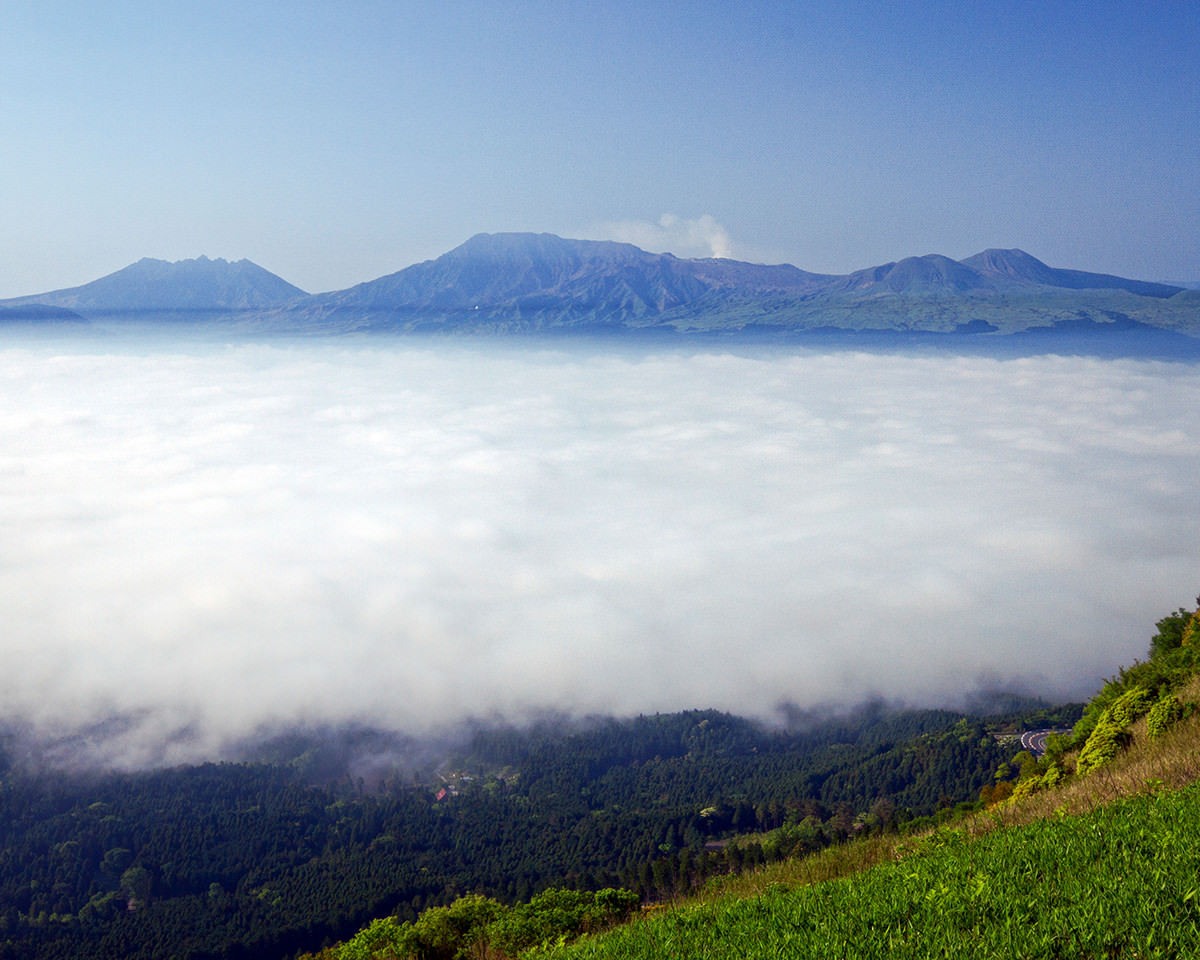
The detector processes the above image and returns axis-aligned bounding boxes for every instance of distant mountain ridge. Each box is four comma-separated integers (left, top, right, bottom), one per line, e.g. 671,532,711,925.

0,302,87,324
282,235,1197,340
3,235,1196,342
299,233,835,330
962,248,1182,298
1,255,307,318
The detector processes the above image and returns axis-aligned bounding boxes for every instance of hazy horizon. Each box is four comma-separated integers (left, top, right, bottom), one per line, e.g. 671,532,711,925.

2,334,1197,769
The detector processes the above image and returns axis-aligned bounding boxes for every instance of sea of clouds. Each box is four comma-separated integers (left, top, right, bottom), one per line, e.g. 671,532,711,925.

1,336,1197,767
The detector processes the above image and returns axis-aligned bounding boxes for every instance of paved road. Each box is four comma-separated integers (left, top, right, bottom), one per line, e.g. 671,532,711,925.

1019,728,1074,755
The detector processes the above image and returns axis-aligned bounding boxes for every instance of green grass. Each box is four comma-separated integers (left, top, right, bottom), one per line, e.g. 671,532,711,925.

307,656,1200,960
528,783,1200,959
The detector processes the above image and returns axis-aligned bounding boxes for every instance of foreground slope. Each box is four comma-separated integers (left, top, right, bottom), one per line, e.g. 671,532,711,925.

533,782,1200,959
528,608,1200,960
308,694,1200,960
315,602,1200,960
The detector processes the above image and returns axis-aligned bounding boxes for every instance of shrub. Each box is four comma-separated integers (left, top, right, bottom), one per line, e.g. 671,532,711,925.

1183,612,1200,649
338,889,641,960
1003,762,1065,803
1107,687,1153,727
1146,694,1183,740
1008,777,1042,802
1074,625,1200,748
340,916,409,960
487,888,640,956
342,895,506,960
1075,687,1152,776
1148,607,1193,658
1040,762,1066,789
411,895,507,960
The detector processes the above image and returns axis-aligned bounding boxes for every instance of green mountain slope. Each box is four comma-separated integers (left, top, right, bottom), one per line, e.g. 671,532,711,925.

311,601,1200,960
528,607,1200,960
534,782,1200,959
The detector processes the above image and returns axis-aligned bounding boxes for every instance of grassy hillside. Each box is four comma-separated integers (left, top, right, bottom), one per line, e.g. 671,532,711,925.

530,780,1200,959
312,602,1200,960
526,618,1200,960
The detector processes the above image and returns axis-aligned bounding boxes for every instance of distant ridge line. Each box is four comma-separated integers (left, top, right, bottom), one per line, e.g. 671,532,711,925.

1,234,1195,343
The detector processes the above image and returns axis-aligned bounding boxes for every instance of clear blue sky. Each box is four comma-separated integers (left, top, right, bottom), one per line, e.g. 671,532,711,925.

3,0,1197,297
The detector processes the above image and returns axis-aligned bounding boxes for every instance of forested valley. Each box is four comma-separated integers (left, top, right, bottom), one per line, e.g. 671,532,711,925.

0,700,1079,960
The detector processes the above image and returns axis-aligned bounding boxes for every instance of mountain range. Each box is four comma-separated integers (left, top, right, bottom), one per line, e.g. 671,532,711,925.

3,234,1198,343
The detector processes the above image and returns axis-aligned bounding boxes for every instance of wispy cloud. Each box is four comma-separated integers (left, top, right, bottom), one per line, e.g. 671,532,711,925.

594,213,735,259
1,340,1197,767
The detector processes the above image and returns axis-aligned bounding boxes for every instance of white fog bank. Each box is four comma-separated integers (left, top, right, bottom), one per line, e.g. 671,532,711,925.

1,338,1197,766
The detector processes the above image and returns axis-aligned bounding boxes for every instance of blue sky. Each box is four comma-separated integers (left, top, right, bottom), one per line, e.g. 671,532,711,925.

3,0,1197,297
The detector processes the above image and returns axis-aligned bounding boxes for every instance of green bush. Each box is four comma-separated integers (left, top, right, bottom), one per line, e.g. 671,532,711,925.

486,888,640,956
339,916,409,960
340,895,505,960
337,889,639,960
1040,762,1065,789
1107,686,1153,727
1003,761,1065,803
1008,777,1042,802
1147,694,1184,740
1072,652,1194,748
1183,612,1200,649
1075,688,1150,776
412,895,506,960
1148,608,1193,658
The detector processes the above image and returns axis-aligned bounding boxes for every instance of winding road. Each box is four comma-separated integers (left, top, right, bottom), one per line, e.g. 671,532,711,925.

1019,728,1073,755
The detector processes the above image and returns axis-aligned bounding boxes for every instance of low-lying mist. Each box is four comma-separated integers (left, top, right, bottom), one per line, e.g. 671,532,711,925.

2,335,1197,769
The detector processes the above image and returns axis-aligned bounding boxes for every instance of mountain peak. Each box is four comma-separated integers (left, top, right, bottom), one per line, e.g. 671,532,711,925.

445,232,653,265
962,249,1183,298
961,248,1059,284
0,256,308,317
841,254,991,294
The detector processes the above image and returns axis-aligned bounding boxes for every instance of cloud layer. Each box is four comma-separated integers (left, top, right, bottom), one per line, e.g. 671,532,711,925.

2,338,1198,766
595,214,735,259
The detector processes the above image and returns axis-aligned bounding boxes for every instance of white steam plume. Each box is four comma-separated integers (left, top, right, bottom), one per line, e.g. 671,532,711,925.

596,213,734,259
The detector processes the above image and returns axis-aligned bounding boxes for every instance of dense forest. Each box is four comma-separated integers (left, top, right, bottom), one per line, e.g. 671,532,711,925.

0,701,1079,960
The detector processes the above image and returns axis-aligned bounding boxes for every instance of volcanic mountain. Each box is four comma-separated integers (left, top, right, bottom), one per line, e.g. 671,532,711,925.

3,236,1195,342
279,235,1193,337
291,233,834,331
0,256,306,320
960,248,1182,298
